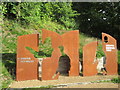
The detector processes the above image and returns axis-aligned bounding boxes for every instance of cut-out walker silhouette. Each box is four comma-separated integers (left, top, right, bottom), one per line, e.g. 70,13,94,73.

83,41,98,76
102,33,118,75
42,29,79,80
41,29,62,80
16,34,39,81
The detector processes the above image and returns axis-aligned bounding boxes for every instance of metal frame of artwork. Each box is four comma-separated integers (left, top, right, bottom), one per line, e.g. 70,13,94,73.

83,41,98,76
102,33,118,75
16,34,39,81
41,29,79,80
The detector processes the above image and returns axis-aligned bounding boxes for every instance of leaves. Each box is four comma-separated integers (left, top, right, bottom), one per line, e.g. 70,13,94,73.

111,77,120,83
2,2,78,30
96,43,105,58
73,2,120,44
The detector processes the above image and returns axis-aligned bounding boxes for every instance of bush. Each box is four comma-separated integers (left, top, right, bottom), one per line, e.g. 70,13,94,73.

2,2,79,30
111,77,120,83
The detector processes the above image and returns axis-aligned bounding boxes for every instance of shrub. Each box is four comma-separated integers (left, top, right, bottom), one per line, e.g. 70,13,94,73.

111,77,120,83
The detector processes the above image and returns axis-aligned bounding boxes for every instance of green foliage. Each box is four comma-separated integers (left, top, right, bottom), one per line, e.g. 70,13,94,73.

79,48,83,59
96,43,105,58
26,47,46,58
111,77,120,83
2,2,78,30
26,47,39,58
39,38,53,57
73,2,120,45
2,53,16,79
1,62,13,88
26,41,53,58
59,46,66,56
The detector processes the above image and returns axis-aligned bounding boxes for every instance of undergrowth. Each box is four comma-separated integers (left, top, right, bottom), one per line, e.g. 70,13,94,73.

1,62,13,88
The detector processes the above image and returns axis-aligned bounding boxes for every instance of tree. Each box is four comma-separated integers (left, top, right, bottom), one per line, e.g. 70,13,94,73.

73,2,120,48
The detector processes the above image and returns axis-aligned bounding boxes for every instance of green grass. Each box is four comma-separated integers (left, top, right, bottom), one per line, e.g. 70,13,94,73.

91,79,111,83
91,77,120,83
22,85,54,89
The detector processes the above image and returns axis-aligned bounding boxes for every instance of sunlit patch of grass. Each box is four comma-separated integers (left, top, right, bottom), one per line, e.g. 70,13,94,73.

22,85,54,89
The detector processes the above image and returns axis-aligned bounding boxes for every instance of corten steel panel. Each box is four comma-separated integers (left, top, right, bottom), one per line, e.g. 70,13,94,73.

62,30,79,76
42,29,62,80
16,34,39,81
102,33,118,75
83,41,98,76
41,29,80,80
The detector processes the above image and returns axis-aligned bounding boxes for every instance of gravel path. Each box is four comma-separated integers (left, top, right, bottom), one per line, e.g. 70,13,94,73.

9,75,118,88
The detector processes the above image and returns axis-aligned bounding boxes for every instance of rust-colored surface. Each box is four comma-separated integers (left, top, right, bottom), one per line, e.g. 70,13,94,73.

41,29,62,80
102,33,118,75
83,41,98,76
16,34,39,81
62,31,79,76
41,29,79,80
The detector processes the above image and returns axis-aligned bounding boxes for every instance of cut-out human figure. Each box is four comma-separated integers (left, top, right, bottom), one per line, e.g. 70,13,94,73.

102,33,118,75
41,29,80,80
83,41,98,76
42,29,62,80
16,34,39,81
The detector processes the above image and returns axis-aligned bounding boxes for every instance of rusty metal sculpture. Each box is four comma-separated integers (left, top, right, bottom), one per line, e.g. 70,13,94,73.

102,33,118,75
41,29,79,80
83,41,98,76
16,34,39,81
41,29,62,80
62,31,79,76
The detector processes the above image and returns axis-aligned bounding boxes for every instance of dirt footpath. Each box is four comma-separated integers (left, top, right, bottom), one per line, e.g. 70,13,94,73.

9,75,118,88
63,83,118,88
